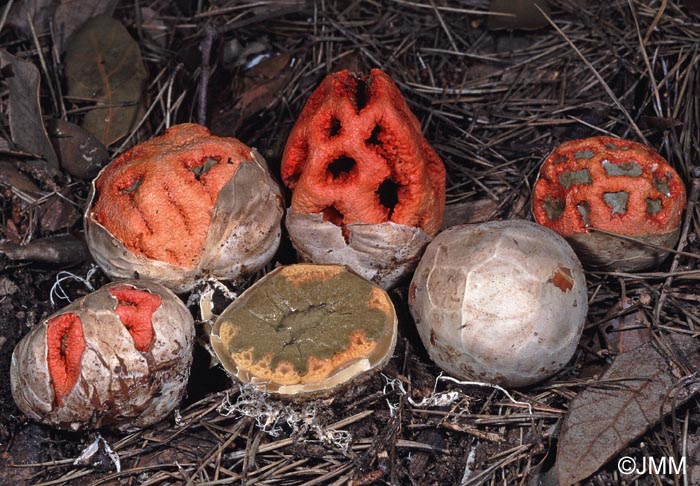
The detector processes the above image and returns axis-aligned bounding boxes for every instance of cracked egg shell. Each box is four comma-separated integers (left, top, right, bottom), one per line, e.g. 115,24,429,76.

210,264,397,398
409,220,587,387
280,69,446,288
533,136,686,271
10,280,194,431
85,123,284,293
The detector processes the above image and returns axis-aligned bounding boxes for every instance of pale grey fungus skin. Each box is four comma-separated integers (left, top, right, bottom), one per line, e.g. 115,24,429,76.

409,220,588,388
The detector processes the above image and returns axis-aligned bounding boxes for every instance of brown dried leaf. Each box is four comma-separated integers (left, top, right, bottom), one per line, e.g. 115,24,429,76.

53,0,118,52
0,161,42,195
441,198,500,230
220,53,291,133
5,0,57,37
555,335,700,485
604,296,652,354
488,0,550,31
64,15,147,146
48,119,109,180
39,192,81,232
0,50,59,173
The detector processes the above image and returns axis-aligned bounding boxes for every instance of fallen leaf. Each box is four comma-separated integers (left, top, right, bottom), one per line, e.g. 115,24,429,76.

555,335,700,485
64,15,147,146
0,50,59,173
0,161,42,196
39,190,81,232
5,0,57,37
235,54,290,114
48,119,109,180
212,53,291,135
604,296,652,354
488,0,550,31
441,198,500,230
53,0,118,52
140,7,167,49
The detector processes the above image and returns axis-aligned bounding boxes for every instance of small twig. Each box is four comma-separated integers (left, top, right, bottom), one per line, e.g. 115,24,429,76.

26,9,59,116
197,25,216,126
655,167,700,324
0,0,13,34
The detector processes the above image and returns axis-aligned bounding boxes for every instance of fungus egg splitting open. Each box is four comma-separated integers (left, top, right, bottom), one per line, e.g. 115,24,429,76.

533,136,686,271
85,123,284,293
281,69,446,288
409,220,588,387
11,280,194,431
211,264,397,397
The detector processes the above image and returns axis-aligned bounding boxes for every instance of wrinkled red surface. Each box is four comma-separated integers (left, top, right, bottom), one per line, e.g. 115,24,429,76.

109,286,161,352
92,124,253,268
46,313,85,405
281,69,446,236
533,136,686,236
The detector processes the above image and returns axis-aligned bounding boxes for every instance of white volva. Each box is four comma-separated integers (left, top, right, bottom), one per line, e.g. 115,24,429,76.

409,220,588,387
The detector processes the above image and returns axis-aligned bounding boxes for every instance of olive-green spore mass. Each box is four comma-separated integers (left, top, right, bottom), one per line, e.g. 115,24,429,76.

217,267,390,375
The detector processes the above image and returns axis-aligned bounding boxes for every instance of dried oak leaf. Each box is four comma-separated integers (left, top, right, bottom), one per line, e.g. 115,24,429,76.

555,335,700,485
64,15,147,146
0,50,59,173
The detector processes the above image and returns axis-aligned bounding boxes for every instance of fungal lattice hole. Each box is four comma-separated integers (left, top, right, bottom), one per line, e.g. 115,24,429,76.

654,175,671,196
602,160,642,177
190,156,220,180
604,142,629,151
366,125,383,146
603,191,629,215
577,202,590,225
573,150,595,159
543,197,565,221
327,155,356,180
354,76,371,110
119,176,143,195
328,117,341,137
322,205,344,227
558,169,592,189
376,178,400,215
646,198,662,215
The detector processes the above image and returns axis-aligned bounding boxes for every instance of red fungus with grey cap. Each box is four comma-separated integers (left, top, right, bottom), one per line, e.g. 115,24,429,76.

281,69,446,288
533,136,686,271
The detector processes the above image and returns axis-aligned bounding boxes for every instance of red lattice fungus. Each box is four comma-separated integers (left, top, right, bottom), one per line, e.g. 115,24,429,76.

533,136,686,270
281,69,446,235
280,69,446,287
